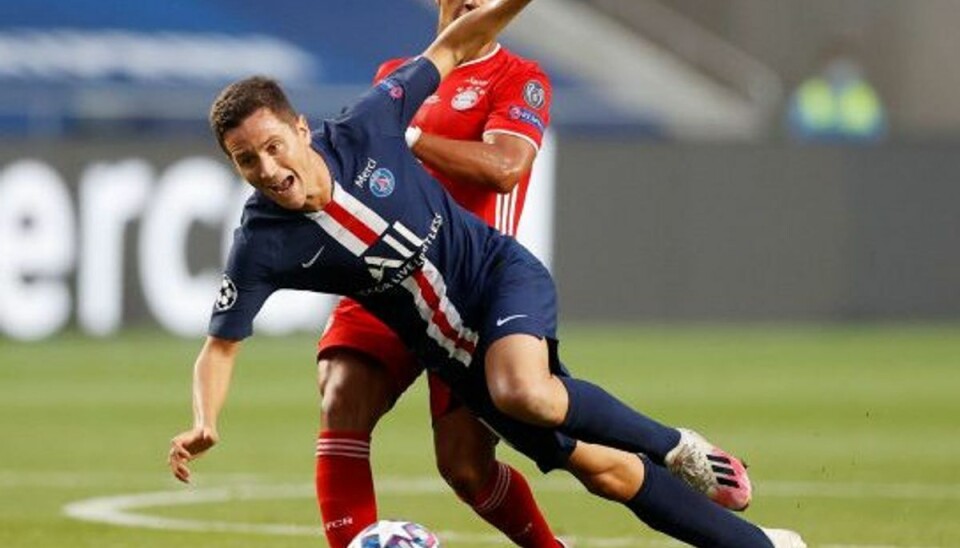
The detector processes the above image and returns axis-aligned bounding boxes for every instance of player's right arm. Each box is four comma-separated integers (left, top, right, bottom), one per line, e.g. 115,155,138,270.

409,131,535,193
376,57,535,193
423,0,532,80
169,335,242,483
167,223,277,482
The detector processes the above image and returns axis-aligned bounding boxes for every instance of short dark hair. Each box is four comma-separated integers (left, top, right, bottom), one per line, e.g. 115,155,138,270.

209,76,298,153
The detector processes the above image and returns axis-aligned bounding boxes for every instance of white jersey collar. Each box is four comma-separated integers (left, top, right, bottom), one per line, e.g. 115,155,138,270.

456,43,502,70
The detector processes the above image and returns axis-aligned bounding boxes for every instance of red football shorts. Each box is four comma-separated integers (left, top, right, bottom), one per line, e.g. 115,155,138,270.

317,297,456,419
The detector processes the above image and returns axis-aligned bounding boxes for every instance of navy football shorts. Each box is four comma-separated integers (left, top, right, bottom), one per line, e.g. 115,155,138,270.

453,246,576,472
479,243,558,343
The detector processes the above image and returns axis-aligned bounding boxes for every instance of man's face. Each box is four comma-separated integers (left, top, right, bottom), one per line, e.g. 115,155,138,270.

223,107,314,211
436,0,488,33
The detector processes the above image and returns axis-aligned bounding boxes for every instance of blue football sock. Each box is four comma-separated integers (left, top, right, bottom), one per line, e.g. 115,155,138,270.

559,376,680,463
627,456,773,548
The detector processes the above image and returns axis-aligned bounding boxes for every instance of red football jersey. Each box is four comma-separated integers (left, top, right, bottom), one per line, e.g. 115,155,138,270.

375,44,551,236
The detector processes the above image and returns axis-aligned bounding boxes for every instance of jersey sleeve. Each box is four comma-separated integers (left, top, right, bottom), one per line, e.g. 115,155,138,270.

373,58,409,84
484,63,552,151
337,56,441,138
207,228,277,340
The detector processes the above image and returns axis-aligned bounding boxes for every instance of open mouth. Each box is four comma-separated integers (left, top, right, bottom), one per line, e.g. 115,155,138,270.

270,175,295,194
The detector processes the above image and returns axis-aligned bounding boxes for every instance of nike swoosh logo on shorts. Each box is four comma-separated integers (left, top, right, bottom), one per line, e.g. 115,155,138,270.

301,246,325,268
496,314,528,327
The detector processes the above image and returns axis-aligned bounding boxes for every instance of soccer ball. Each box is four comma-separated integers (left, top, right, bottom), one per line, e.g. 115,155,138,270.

347,520,440,548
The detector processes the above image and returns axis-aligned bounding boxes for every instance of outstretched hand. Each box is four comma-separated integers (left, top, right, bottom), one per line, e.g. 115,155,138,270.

168,426,219,483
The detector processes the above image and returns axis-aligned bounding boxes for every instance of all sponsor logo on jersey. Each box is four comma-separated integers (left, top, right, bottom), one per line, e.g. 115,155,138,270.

523,80,546,109
451,88,481,111
359,214,444,296
369,167,396,198
377,78,404,100
424,94,441,105
215,274,238,311
508,105,546,132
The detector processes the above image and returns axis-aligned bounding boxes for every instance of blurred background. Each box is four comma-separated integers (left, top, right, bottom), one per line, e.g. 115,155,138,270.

2,2,959,547
1,0,958,341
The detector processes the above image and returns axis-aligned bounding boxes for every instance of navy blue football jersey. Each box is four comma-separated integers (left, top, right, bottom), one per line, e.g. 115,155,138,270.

210,58,556,386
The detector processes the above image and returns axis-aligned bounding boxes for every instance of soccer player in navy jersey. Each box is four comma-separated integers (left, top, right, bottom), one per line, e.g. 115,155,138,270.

168,1,805,546
314,1,562,546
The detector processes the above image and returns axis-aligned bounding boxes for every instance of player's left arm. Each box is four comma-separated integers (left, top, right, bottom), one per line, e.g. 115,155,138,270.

423,0,533,80
356,1,532,142
410,132,535,194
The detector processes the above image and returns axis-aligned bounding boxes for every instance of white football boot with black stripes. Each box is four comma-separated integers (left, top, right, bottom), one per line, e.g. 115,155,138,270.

665,428,753,511
761,527,807,547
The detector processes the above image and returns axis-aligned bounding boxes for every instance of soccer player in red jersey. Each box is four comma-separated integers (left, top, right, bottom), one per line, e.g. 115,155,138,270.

314,1,560,546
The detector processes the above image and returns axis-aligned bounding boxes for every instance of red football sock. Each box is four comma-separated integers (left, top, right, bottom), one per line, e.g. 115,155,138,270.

469,462,558,548
315,431,377,548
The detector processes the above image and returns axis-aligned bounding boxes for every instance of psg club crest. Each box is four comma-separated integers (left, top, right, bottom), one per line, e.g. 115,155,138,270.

523,80,546,109
378,78,405,100
215,275,238,311
369,168,396,198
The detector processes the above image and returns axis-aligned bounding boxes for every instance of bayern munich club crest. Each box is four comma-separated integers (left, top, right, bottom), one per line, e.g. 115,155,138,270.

215,274,238,311
523,80,546,109
369,168,396,198
451,88,480,111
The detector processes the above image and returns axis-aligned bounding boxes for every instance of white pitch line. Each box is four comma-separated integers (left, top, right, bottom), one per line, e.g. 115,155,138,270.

0,470,265,489
61,484,664,544
60,479,954,547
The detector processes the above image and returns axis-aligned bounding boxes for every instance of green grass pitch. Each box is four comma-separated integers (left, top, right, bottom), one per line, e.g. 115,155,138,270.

1,324,958,547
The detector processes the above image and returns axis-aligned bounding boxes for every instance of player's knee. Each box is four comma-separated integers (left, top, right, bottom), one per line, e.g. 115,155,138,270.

488,378,556,426
319,382,375,428
432,407,498,501
487,381,530,417
317,350,395,431
436,456,491,501
435,441,496,502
